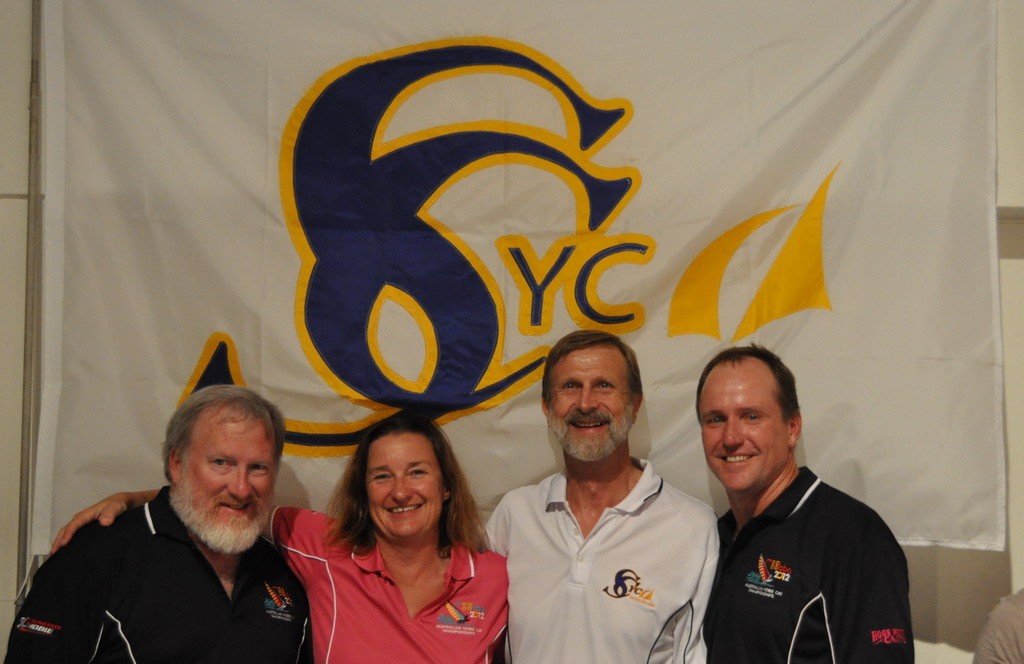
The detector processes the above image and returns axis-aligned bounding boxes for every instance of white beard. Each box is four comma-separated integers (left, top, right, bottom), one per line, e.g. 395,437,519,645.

169,470,269,555
548,406,635,462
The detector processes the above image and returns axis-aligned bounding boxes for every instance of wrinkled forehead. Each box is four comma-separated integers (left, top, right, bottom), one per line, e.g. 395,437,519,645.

557,345,629,376
186,407,275,456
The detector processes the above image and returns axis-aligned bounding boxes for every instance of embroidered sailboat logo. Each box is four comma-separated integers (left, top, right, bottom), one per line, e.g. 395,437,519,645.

757,555,772,583
263,583,296,622
444,601,470,624
265,582,287,609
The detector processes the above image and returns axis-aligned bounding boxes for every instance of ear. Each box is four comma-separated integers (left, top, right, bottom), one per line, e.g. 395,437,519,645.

787,412,803,450
168,449,184,485
541,397,550,419
632,393,644,418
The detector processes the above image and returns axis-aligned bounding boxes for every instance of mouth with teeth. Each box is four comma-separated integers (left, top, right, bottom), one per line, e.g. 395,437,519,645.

388,505,421,514
725,455,751,462
568,414,610,429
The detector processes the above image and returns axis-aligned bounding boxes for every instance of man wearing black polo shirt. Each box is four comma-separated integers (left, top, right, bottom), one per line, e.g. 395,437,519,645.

5,385,310,663
696,345,912,663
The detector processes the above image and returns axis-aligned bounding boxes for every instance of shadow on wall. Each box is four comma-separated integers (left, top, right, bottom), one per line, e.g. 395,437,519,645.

907,546,1010,652
271,460,313,510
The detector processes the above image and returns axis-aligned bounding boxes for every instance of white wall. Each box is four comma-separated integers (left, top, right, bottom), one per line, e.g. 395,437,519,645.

0,1,1021,660
996,0,1024,584
0,0,30,654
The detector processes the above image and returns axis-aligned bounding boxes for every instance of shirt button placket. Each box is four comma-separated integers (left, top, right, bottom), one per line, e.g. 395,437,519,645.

570,535,593,584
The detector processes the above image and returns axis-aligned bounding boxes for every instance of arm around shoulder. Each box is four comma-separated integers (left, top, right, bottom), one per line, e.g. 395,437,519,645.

50,489,159,554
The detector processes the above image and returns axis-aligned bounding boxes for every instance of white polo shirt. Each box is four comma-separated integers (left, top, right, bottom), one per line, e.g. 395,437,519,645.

487,459,718,664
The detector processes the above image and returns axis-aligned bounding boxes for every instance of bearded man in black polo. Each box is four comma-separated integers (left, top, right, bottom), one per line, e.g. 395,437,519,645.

5,385,309,663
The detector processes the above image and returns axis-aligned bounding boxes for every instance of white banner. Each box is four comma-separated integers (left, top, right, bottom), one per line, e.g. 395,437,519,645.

35,0,1000,553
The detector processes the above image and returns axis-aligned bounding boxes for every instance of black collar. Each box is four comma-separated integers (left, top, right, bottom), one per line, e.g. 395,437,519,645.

145,486,194,543
718,467,820,552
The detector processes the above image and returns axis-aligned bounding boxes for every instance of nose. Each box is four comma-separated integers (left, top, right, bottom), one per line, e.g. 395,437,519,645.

228,468,255,500
722,418,743,446
577,385,599,412
391,475,411,501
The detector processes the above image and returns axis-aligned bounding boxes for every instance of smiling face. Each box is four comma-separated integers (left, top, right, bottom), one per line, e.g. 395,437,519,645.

543,345,642,462
698,357,801,524
168,407,276,555
366,432,450,550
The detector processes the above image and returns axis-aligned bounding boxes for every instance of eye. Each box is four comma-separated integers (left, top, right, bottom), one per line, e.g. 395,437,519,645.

368,472,392,483
409,468,428,477
249,463,271,475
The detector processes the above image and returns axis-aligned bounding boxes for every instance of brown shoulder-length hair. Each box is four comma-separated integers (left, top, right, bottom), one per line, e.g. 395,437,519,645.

326,413,484,556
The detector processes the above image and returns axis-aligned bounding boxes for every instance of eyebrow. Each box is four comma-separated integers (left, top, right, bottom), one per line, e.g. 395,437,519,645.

556,376,619,386
366,459,433,473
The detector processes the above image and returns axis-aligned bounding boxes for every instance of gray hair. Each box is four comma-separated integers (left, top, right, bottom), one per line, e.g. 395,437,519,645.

161,385,286,481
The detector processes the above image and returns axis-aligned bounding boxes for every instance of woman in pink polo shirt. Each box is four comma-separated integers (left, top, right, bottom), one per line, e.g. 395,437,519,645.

271,414,508,663
52,414,508,664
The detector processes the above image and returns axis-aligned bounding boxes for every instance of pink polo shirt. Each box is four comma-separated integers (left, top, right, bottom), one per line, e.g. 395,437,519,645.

272,507,508,664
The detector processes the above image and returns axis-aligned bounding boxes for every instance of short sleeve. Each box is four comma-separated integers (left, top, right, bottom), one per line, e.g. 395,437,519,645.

271,507,334,559
485,495,513,556
4,527,112,663
823,511,913,663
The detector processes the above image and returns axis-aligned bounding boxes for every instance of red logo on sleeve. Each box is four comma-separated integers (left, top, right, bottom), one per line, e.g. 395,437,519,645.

871,628,907,645
16,617,63,637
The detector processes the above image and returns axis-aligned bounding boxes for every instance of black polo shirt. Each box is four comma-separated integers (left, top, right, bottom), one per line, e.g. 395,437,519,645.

5,487,310,663
704,467,913,663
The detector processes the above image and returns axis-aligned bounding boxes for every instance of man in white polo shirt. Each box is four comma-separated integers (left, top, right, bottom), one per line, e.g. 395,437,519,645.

487,330,718,663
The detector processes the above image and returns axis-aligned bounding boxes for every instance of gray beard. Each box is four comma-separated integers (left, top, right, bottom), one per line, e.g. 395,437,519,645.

169,471,269,555
548,407,635,462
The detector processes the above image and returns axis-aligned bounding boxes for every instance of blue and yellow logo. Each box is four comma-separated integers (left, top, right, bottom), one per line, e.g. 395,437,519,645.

180,37,835,456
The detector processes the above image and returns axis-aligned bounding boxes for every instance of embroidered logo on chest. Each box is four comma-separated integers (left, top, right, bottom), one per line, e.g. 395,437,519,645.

435,600,487,636
263,582,297,622
743,554,792,599
602,569,656,608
